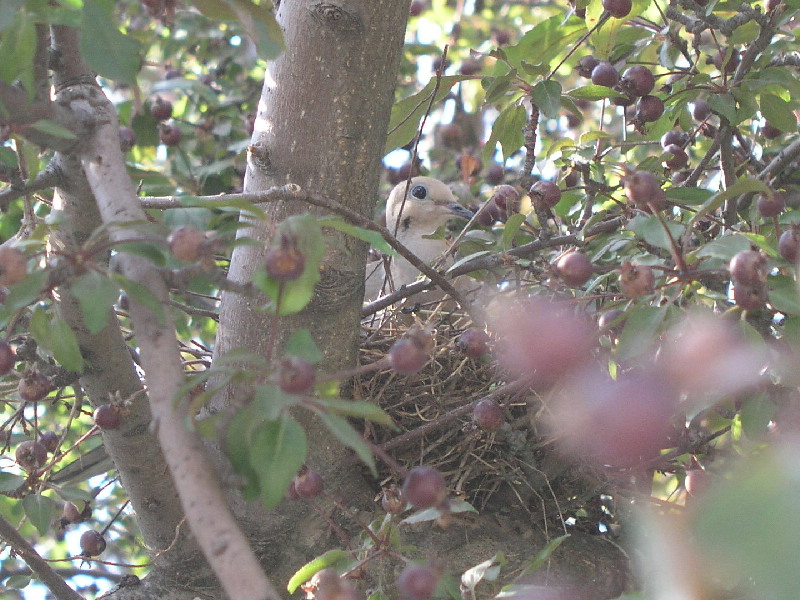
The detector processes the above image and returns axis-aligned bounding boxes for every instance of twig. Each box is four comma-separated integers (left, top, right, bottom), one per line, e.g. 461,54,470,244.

0,513,83,600
381,377,533,452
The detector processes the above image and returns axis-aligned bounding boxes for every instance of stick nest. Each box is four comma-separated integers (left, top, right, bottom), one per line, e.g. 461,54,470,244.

356,303,598,528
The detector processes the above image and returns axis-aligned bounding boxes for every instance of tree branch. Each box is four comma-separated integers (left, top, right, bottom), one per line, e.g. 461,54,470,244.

50,25,279,600
0,514,83,600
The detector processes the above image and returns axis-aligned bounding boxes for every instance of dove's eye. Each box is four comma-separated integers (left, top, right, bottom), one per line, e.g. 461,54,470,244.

411,185,428,200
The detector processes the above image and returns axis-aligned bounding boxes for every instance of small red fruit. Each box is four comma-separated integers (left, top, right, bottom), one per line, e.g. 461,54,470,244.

265,233,306,282
457,328,490,360
294,468,324,499
660,129,687,149
167,226,206,263
621,65,655,97
473,398,504,431
158,122,182,146
278,357,315,394
491,185,520,213
402,466,446,509
40,431,59,453
555,252,593,287
0,245,27,287
485,163,505,185
529,180,561,208
15,440,48,471
624,170,665,211
602,0,632,18
733,282,768,311
779,226,800,263
150,97,173,121
662,144,688,170
94,404,122,430
692,100,712,121
636,95,665,123
762,122,782,140
577,56,600,78
79,530,106,557
729,250,768,286
397,564,439,600
590,62,619,88
757,191,785,217
388,338,427,375
409,1,425,16
18,371,51,402
0,340,15,375
619,263,655,298
118,126,136,152
62,502,85,524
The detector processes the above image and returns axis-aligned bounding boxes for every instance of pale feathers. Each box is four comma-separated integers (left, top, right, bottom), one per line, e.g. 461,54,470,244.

364,176,473,303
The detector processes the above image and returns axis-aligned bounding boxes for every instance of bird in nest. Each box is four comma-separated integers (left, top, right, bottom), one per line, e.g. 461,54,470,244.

364,176,473,304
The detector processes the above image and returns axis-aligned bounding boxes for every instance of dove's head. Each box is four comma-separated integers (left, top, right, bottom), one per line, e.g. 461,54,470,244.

385,177,473,236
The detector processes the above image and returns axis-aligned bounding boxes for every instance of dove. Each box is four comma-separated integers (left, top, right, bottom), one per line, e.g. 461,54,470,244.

364,176,473,303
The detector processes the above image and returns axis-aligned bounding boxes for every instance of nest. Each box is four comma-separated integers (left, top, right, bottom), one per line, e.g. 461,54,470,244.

355,300,597,527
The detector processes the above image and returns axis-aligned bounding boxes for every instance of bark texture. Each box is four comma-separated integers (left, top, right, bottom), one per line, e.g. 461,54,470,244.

211,0,411,591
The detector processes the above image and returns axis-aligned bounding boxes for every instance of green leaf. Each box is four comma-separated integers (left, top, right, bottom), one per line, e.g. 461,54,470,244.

759,93,797,132
27,119,77,140
566,84,620,101
665,186,713,206
616,305,669,363
70,270,118,334
225,404,263,499
0,471,24,492
708,93,737,124
315,398,394,427
284,329,324,364
385,75,472,154
222,0,284,60
111,273,166,325
502,213,526,250
22,493,57,536
252,215,326,316
317,412,376,476
29,307,83,372
629,214,683,252
739,393,776,440
0,269,46,313
688,178,772,228
483,104,526,162
253,384,300,421
502,14,585,71
5,575,30,589
690,233,751,260
728,20,760,45
287,549,351,593
114,241,167,266
81,0,142,85
692,445,800,600
317,215,395,256
768,275,800,315
0,11,36,92
520,534,570,576
251,414,307,509
190,0,238,20
530,80,562,118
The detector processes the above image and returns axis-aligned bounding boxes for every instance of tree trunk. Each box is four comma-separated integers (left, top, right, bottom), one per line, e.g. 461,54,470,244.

211,0,411,590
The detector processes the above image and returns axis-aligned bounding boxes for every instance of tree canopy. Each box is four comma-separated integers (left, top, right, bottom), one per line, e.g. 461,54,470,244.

2,1,800,600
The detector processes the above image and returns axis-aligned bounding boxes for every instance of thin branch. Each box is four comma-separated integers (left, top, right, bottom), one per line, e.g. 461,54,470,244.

0,82,82,153
381,376,534,452
0,164,63,210
142,188,479,323
0,513,83,600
